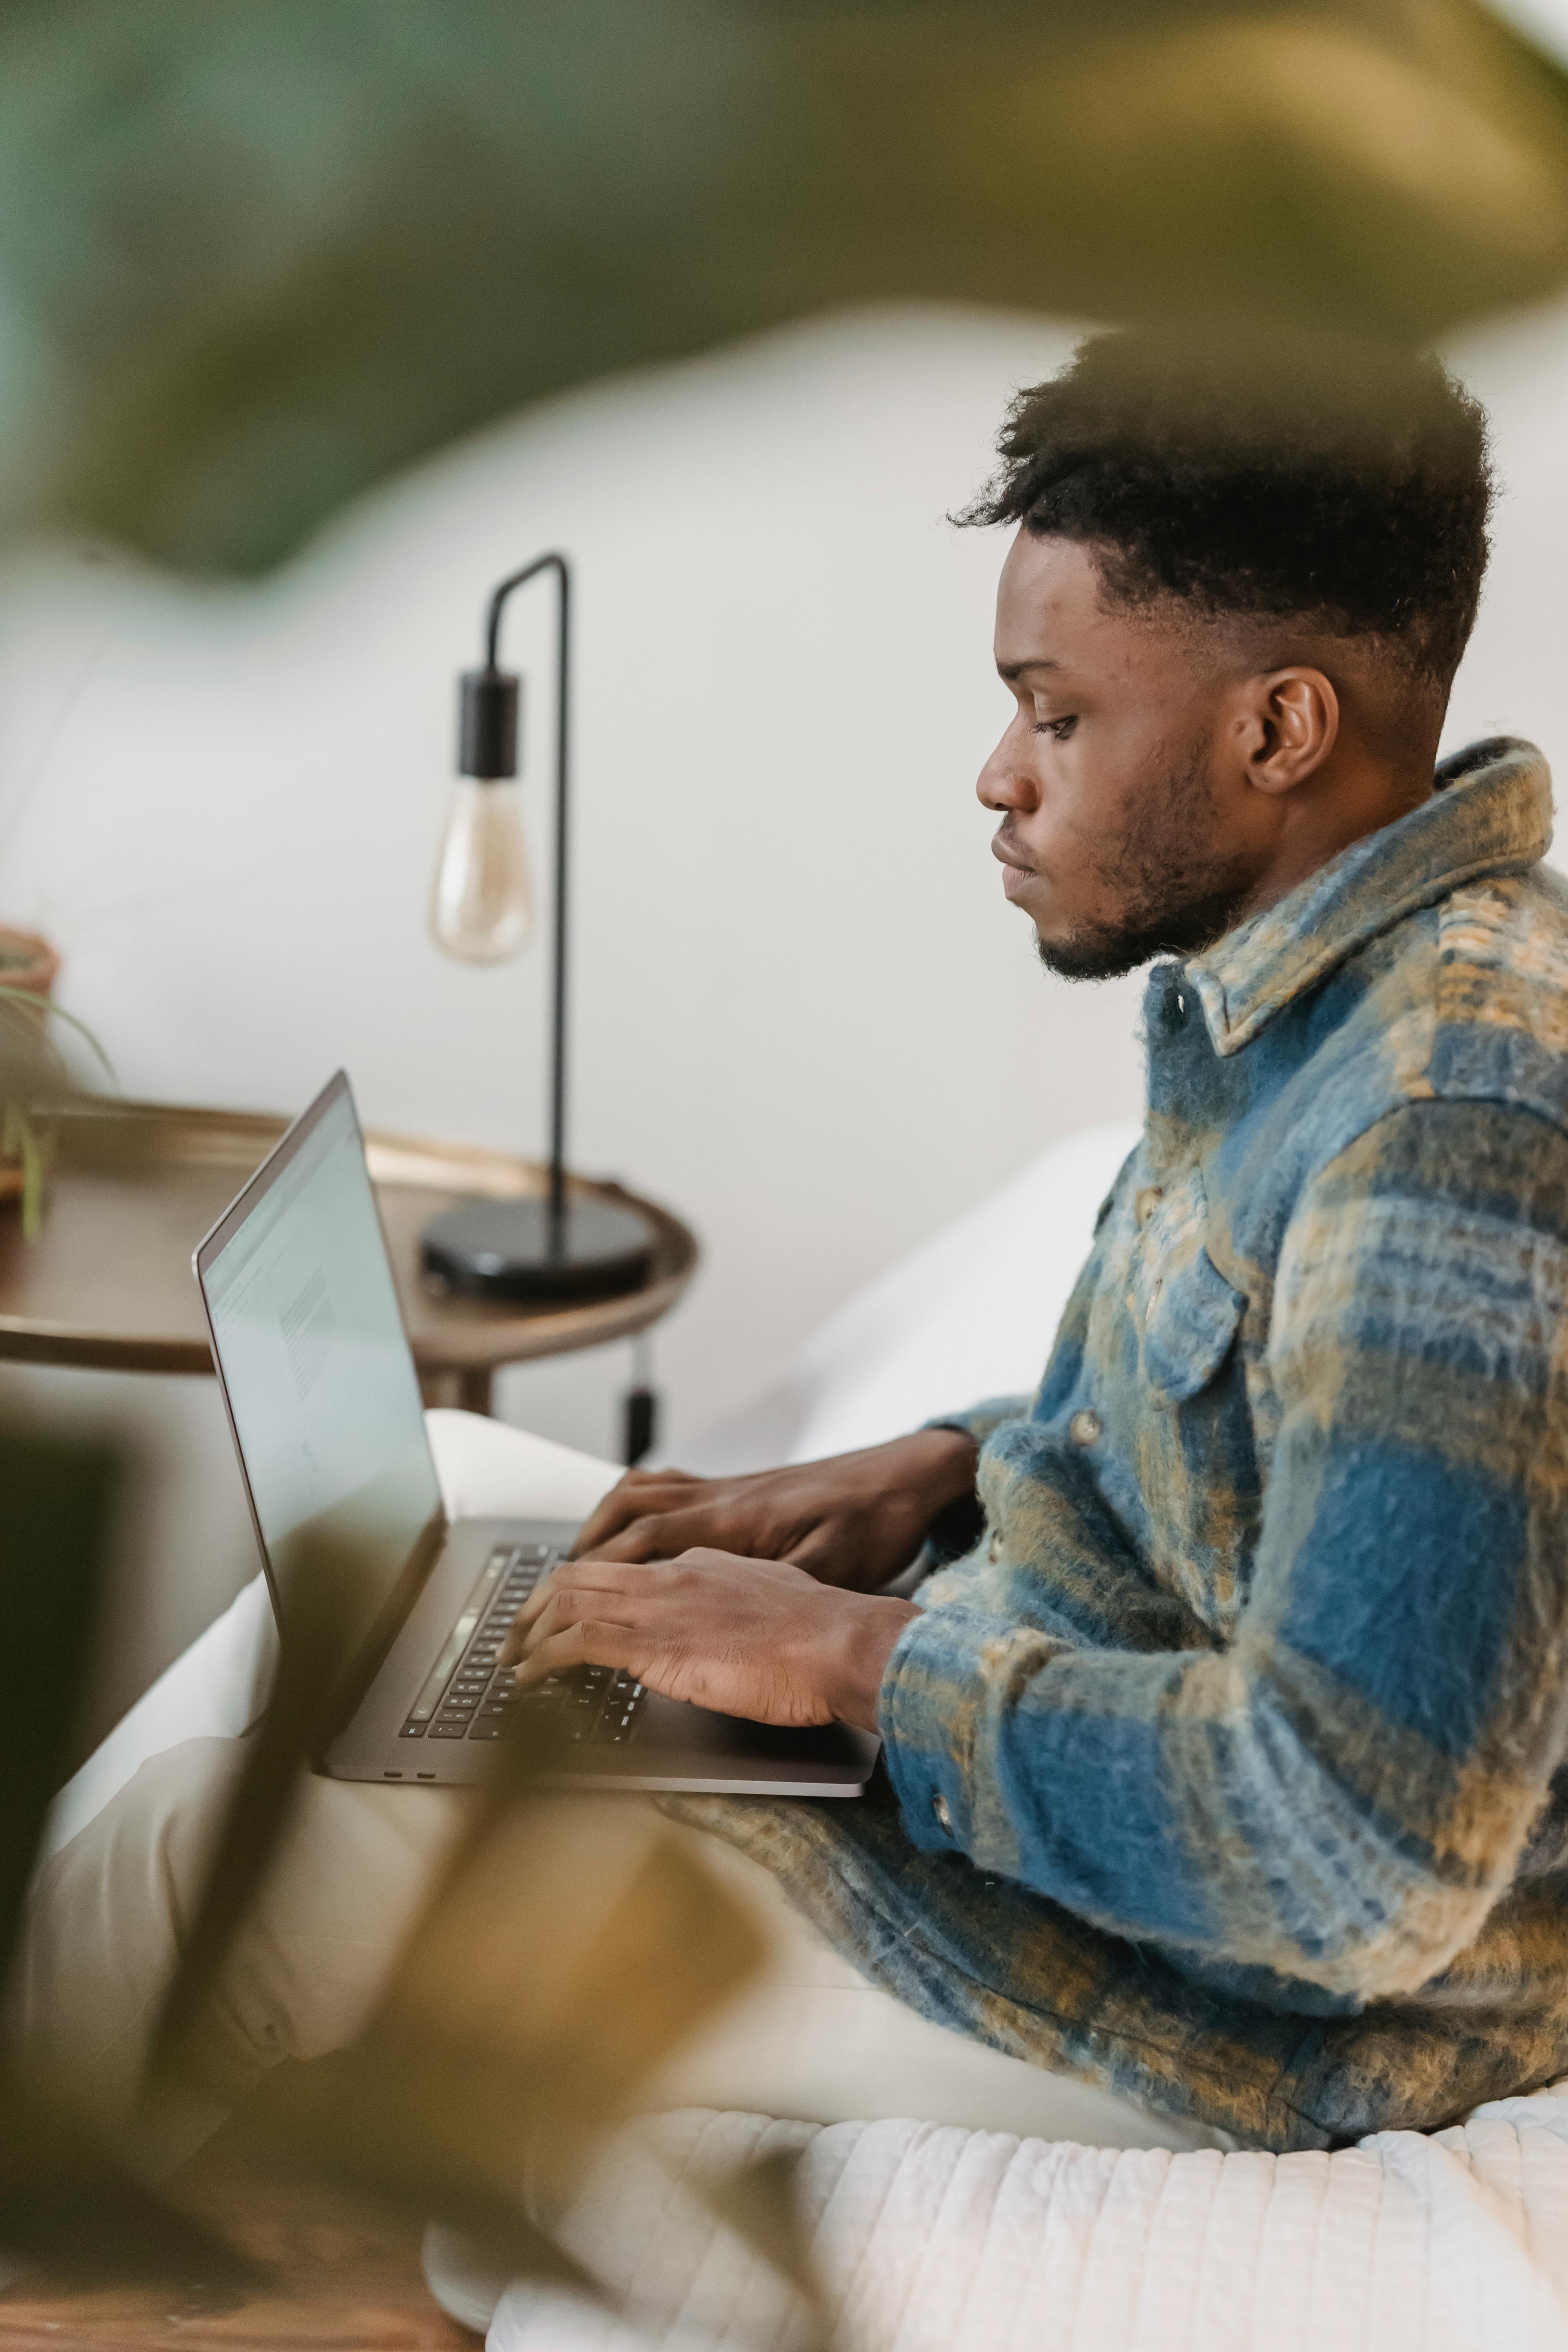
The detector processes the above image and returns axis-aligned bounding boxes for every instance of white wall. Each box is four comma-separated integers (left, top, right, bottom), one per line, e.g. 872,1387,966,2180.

2,295,1565,1735
0,307,1137,1730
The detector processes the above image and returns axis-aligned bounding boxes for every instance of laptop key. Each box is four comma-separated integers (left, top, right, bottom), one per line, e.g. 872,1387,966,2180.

428,1722,468,1739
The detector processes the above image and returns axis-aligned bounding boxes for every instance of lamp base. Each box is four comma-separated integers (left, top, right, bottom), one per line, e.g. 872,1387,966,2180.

420,1195,657,1302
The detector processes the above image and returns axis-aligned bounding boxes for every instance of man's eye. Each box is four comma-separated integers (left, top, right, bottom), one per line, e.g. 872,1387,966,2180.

1034,715,1078,740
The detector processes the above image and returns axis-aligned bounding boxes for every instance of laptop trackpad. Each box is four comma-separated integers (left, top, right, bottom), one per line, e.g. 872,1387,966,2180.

636,1689,872,1768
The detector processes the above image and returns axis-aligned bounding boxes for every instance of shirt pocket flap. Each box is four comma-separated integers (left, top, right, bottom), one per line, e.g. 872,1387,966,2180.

1143,1247,1244,1406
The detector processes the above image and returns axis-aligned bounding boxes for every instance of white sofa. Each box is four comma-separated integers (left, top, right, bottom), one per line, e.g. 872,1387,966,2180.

480,2090,1568,2352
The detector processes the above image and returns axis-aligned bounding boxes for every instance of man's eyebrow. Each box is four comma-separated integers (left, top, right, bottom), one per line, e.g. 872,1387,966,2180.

996,656,1059,681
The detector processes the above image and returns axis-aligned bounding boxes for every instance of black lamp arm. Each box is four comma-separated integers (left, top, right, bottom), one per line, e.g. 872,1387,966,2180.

460,551,572,1236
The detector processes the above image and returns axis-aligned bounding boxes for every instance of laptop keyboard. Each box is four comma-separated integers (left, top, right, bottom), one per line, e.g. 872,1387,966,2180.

397,1542,648,1749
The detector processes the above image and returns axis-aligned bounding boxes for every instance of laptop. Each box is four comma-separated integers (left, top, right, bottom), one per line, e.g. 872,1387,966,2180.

194,1071,879,1796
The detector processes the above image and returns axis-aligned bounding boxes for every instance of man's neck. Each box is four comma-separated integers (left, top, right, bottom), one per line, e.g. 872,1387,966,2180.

1234,754,1436,929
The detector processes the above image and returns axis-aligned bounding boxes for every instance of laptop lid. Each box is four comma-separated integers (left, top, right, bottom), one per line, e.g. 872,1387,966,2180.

195,1071,445,1667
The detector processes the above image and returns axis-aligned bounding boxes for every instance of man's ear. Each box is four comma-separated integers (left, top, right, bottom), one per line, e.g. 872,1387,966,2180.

1234,668,1339,796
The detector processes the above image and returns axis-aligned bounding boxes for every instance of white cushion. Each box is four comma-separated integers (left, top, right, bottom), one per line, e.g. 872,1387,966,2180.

483,2083,1568,2351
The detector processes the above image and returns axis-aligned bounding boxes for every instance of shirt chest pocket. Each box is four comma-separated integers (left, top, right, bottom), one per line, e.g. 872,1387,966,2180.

1134,1177,1246,1407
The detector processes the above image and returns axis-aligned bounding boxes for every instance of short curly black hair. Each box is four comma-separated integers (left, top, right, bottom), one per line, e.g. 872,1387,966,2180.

961,325,1493,684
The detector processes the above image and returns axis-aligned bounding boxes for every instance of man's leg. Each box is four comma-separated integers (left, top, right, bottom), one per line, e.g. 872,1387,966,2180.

10,1417,622,2140
12,1736,466,2147
644,1824,1227,2151
15,1743,1219,2158
11,1414,1221,2156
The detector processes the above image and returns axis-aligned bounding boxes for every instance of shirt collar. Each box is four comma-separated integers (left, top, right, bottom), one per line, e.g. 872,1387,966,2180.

1184,737,1553,1058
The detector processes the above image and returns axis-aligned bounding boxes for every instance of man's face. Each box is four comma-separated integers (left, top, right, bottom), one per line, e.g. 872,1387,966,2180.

980,531,1263,980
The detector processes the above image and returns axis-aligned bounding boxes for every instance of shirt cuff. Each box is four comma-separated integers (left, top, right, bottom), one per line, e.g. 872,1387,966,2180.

875,1597,1003,1854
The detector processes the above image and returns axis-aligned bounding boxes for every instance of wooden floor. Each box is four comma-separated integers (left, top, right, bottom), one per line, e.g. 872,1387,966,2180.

0,2136,475,2351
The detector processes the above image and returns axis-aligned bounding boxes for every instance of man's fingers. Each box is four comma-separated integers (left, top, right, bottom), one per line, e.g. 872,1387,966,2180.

517,1575,648,1658
503,1558,677,1662
514,1616,644,1685
501,1573,558,1659
570,1470,702,1559
504,1561,624,1660
586,1506,734,1564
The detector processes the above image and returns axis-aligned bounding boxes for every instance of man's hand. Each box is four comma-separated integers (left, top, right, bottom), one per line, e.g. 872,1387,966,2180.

566,1428,979,1592
499,1550,918,1731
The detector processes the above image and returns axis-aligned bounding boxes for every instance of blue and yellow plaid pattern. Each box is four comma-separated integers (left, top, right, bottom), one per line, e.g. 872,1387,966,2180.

668,737,1568,2151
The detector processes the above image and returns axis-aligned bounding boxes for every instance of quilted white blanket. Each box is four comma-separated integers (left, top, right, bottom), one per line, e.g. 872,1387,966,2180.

485,2089,1568,2352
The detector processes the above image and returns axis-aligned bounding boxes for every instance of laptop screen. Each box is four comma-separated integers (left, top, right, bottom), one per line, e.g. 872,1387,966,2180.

200,1076,442,1649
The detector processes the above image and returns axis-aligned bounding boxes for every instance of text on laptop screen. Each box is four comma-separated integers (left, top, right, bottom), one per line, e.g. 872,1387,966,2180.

204,1086,441,1644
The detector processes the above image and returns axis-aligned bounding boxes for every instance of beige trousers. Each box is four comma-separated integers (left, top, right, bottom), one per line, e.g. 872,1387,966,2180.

11,1419,1222,2157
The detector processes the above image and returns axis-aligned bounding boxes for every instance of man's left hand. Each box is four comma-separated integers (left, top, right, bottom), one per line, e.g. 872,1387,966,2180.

499,1551,918,1733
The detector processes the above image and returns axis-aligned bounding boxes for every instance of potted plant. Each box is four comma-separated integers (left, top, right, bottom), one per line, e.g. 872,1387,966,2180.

0,926,110,1238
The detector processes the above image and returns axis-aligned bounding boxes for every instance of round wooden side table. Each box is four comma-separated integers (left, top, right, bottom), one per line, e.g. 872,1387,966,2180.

0,1097,698,1416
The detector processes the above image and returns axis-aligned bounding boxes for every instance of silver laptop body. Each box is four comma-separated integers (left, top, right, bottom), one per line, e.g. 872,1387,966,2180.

194,1071,878,1797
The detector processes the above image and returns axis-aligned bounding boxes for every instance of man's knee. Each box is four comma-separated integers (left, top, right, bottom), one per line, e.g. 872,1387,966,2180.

28,1735,243,1975
15,1736,468,2102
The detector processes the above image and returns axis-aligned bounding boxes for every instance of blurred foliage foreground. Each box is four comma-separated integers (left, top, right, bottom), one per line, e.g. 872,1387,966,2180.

7,0,1568,2329
0,0,1566,576
0,1446,820,2336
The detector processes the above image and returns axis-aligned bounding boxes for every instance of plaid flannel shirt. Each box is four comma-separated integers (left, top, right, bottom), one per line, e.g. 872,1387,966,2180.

667,737,1568,2151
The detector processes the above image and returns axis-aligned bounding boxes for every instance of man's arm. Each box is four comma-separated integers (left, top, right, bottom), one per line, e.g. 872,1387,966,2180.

880,1098,1568,2002
504,1385,1220,1730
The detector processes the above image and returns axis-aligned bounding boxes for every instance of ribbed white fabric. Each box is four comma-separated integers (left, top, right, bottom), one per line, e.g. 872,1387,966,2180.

483,2085,1568,2352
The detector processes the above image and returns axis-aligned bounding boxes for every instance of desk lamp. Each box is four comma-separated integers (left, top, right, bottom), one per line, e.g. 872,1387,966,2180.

420,551,657,1301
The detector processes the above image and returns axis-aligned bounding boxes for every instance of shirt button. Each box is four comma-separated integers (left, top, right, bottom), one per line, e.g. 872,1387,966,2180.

933,1792,953,1835
1134,1185,1164,1228
1069,1408,1103,1447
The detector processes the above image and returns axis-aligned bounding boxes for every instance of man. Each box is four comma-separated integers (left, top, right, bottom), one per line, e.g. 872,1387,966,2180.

18,326,1568,2156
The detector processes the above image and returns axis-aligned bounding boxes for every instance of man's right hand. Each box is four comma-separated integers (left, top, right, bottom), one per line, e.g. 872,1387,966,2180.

568,1427,981,1592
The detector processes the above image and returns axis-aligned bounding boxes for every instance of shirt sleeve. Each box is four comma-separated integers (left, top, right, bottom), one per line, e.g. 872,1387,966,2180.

878,1099,1568,2002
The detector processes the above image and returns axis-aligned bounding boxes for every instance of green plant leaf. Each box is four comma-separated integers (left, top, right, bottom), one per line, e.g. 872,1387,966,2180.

2,1103,44,1240
0,0,1565,574
0,987,114,1083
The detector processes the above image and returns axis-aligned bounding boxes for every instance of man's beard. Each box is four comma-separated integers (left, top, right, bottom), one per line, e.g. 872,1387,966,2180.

1035,741,1255,983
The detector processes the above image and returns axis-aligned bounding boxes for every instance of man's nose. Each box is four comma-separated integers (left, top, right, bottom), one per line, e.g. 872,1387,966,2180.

976,724,1038,813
